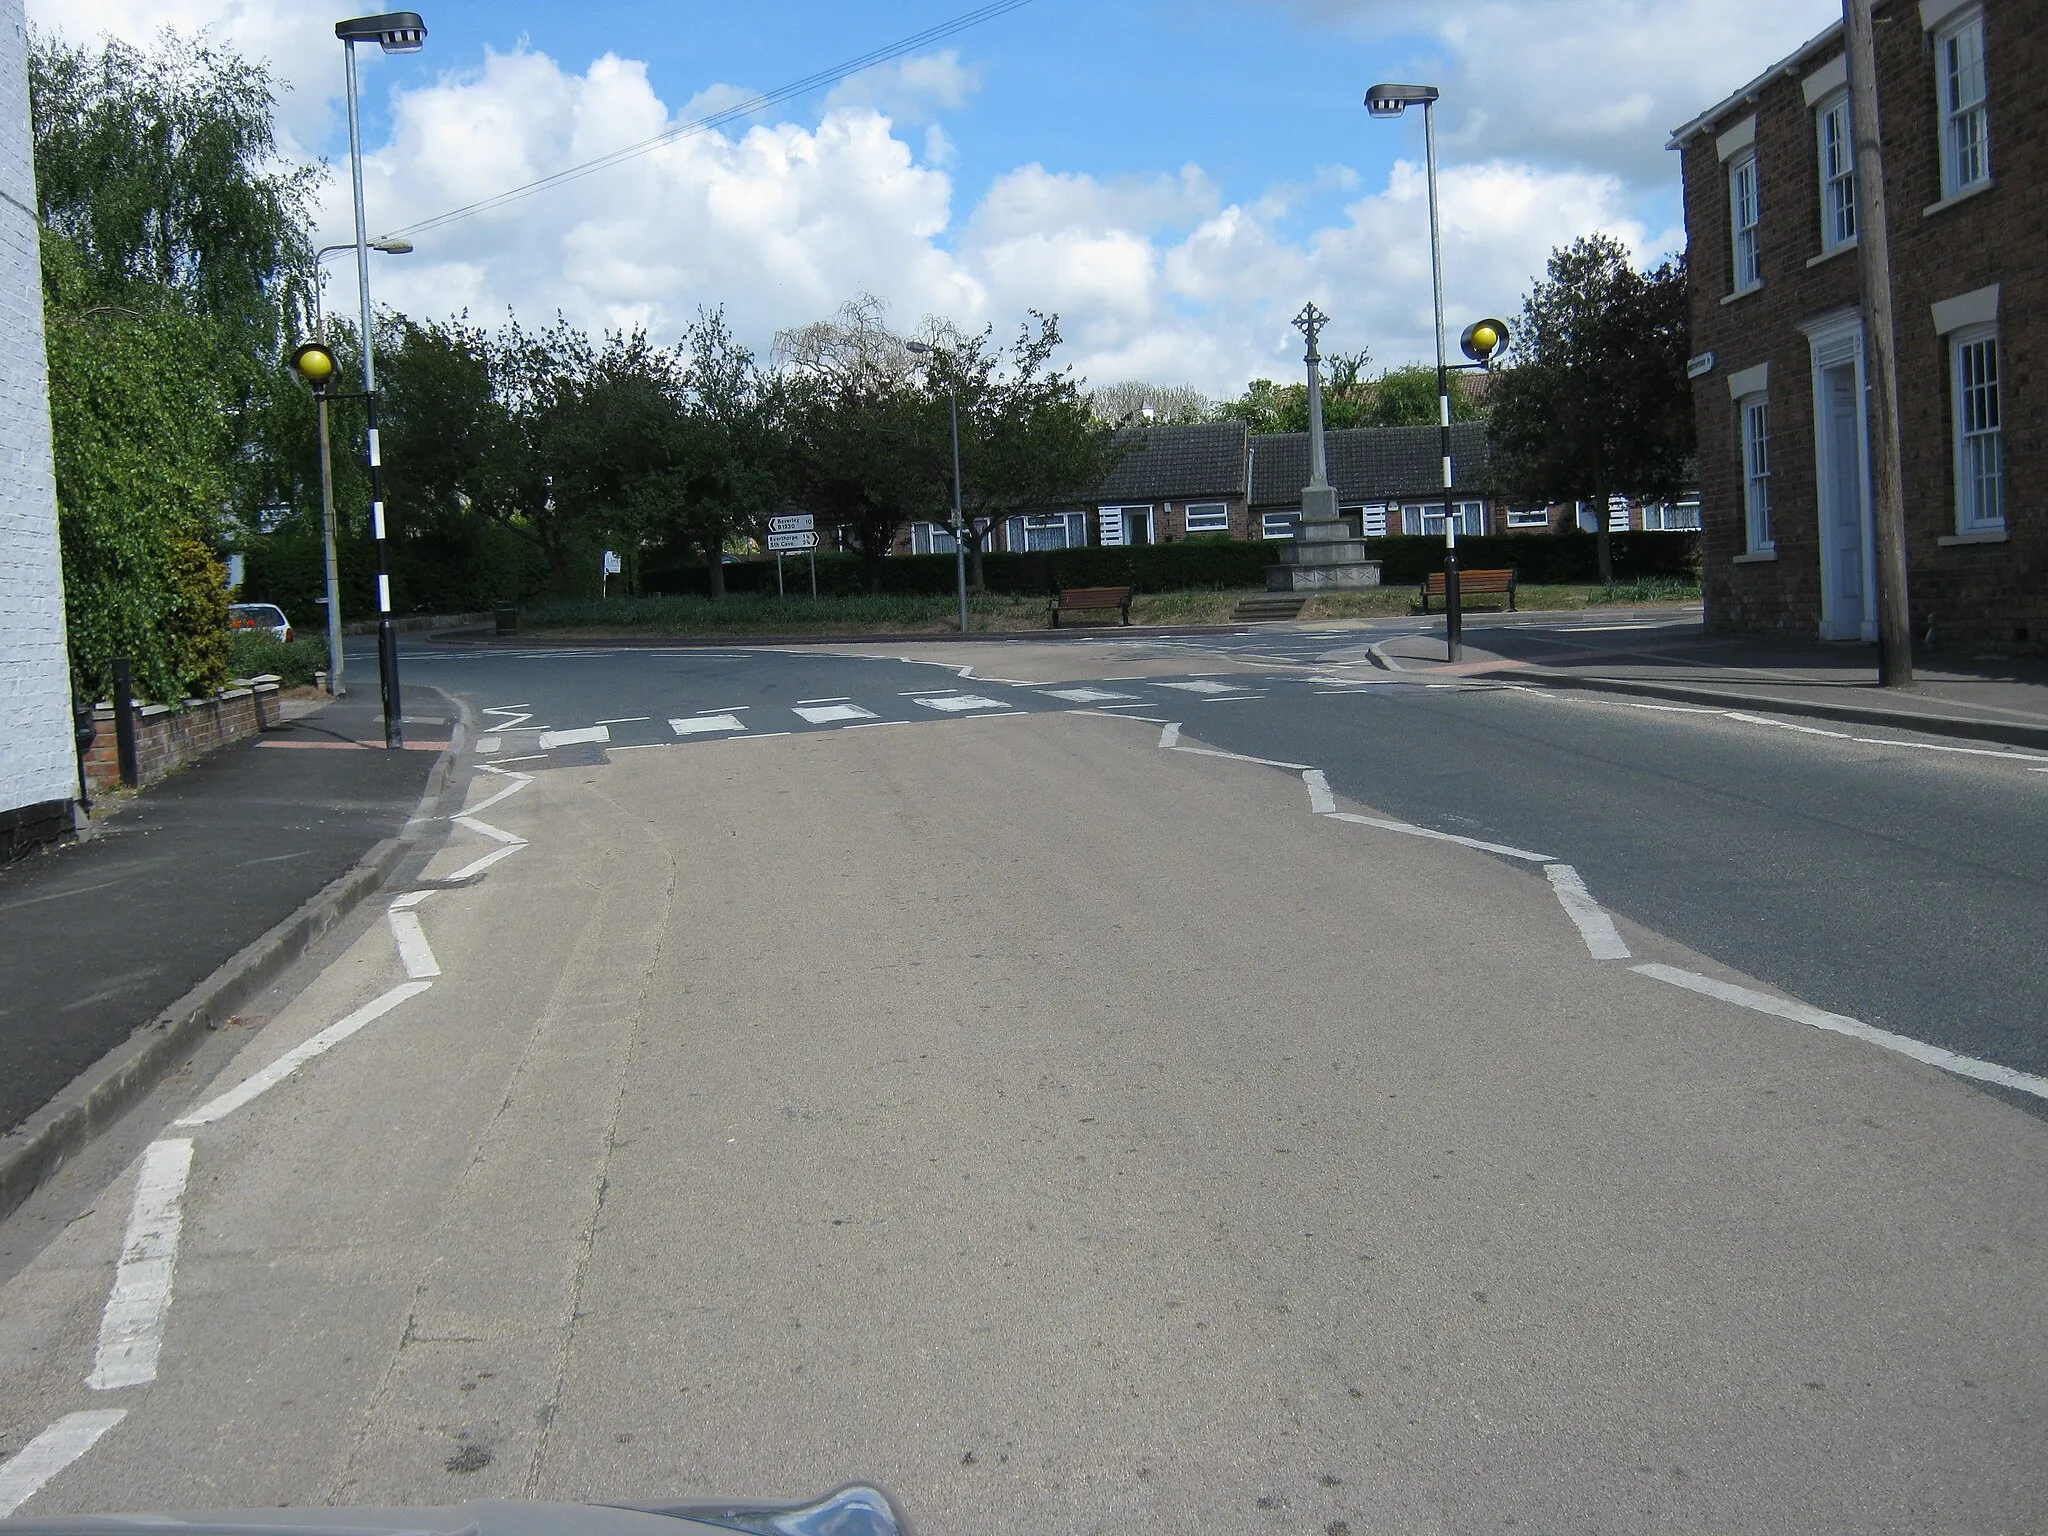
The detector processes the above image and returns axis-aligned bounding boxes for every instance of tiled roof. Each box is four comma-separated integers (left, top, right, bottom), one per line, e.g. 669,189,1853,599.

1248,423,1492,508
1092,422,1249,501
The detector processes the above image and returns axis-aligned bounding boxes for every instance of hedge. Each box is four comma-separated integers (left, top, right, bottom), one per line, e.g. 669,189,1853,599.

239,522,558,624
643,531,1700,598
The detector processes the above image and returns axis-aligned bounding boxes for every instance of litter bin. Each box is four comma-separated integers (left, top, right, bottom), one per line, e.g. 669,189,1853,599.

494,603,518,636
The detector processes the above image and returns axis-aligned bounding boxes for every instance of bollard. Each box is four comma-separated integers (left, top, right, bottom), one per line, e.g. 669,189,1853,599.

110,657,140,788
494,603,518,637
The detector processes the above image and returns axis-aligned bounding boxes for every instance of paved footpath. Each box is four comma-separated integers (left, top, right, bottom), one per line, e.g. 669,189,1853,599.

1,653,2041,1533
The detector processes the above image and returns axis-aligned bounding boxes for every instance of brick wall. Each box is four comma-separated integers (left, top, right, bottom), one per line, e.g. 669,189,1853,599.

0,0,80,828
1683,0,2044,648
82,685,282,797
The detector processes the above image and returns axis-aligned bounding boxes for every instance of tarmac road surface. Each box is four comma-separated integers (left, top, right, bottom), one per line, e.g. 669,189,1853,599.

2,638,2043,1534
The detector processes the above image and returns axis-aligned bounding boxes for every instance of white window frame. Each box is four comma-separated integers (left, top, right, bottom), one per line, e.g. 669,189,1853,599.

1006,512,1088,552
1260,512,1299,540
1399,502,1485,538
1729,152,1762,294
910,521,956,556
1184,501,1230,534
1934,9,1990,200
1640,499,1703,532
1739,395,1774,554
1815,92,1856,253
1950,323,2004,534
1505,507,1551,529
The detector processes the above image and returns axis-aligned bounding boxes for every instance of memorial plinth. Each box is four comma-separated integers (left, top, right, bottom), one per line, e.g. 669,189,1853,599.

1266,302,1382,593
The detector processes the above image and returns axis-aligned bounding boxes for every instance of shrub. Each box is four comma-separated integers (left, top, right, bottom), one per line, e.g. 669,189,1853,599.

227,631,326,686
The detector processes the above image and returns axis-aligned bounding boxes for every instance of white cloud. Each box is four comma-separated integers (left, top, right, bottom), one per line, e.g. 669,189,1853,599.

25,0,1729,394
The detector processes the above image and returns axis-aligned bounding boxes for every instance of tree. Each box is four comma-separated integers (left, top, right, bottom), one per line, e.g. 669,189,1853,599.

1217,351,1482,433
1088,380,1215,425
1486,235,1694,585
1363,364,1486,428
777,296,948,593
654,308,787,597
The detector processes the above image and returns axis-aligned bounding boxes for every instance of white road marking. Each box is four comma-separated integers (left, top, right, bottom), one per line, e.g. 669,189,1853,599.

609,743,667,751
453,815,527,846
1633,963,2048,1103
173,982,433,1128
446,845,522,881
845,720,913,730
794,703,880,724
0,1411,126,1515
537,725,610,749
387,907,440,979
1157,680,1243,694
86,1139,193,1389
595,716,650,725
1042,687,1135,703
460,775,530,818
475,736,501,753
916,694,1009,712
1324,811,1555,863
389,889,431,911
670,714,748,736
1303,770,1336,814
1543,864,1631,959
1171,744,1315,771
798,696,851,704
492,754,546,765
1159,723,1182,749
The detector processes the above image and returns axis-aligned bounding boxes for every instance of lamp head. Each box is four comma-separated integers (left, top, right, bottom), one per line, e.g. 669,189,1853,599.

372,238,414,254
290,341,338,390
1460,318,1510,368
336,12,427,53
1365,82,1439,118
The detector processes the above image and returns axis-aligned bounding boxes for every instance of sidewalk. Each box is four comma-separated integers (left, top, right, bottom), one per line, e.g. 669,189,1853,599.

1373,613,2048,748
0,689,453,1156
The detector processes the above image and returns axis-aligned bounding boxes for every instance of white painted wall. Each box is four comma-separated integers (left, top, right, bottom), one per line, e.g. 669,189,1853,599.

0,0,75,817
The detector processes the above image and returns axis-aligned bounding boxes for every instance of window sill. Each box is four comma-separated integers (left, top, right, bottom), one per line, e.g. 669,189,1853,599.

1807,242,1856,268
1937,528,2007,546
1721,285,1763,306
1924,179,1993,218
1733,550,1778,563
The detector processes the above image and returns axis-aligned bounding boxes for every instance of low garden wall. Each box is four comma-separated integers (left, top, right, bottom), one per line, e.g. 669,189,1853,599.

82,681,282,796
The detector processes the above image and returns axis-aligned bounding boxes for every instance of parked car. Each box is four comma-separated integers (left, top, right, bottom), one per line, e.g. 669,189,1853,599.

227,602,292,642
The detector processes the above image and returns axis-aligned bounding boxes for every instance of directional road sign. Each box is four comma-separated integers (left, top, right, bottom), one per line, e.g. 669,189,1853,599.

767,513,815,535
767,530,819,552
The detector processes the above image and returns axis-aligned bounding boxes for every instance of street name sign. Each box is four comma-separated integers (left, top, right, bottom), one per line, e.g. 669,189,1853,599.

767,514,815,535
767,530,819,552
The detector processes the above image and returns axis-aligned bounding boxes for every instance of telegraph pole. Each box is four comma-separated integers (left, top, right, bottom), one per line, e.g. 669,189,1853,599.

1845,0,1914,686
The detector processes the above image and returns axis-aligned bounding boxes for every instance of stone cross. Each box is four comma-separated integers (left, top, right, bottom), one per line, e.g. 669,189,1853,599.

1293,302,1332,491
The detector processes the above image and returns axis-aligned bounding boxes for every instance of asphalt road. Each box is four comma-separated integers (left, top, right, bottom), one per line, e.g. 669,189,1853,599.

398,624,2048,1089
3,624,2043,1533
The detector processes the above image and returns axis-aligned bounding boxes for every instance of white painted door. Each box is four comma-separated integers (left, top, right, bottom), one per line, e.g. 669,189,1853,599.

1817,362,1873,640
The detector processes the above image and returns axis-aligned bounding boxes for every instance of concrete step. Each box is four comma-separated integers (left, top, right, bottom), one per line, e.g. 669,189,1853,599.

1232,595,1307,623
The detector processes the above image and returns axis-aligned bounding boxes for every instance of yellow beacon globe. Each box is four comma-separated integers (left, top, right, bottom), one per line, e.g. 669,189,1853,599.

1470,324,1499,355
292,343,336,383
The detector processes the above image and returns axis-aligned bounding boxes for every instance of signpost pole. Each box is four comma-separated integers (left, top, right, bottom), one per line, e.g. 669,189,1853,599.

809,550,817,599
777,552,785,599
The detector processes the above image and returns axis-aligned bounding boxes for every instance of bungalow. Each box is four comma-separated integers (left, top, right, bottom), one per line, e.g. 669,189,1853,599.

1248,422,1495,539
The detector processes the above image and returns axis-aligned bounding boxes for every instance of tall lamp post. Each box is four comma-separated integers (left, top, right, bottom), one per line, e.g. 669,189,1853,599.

336,9,426,749
905,341,970,635
306,236,412,697
1365,82,1463,659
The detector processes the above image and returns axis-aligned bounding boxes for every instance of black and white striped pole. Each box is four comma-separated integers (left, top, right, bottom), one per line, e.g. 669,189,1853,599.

337,10,427,749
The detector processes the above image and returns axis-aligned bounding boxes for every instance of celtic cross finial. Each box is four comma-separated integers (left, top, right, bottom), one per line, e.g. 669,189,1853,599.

1291,301,1330,359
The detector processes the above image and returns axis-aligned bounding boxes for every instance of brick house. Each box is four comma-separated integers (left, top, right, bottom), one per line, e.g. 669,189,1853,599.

1248,422,1496,540
1671,0,2041,648
901,421,1252,554
0,0,81,859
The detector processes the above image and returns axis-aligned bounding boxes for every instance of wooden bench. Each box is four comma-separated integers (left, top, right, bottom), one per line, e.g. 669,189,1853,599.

1418,568,1516,613
1050,585,1135,628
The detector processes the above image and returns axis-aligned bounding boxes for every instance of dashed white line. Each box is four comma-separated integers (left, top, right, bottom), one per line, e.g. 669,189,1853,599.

86,1139,193,1390
1042,687,1135,703
795,703,880,724
1171,744,1315,771
1323,811,1555,863
446,844,522,881
670,714,748,735
172,982,432,1128
1303,770,1336,815
536,725,610,749
1158,722,1182,749
1543,864,1631,959
798,696,851,704
916,694,1009,712
387,906,441,979
452,815,526,846
1633,963,2048,1102
1158,680,1243,694
0,1411,126,1515
595,716,650,725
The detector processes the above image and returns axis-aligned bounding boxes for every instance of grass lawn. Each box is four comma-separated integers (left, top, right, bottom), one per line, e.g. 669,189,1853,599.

517,578,1700,638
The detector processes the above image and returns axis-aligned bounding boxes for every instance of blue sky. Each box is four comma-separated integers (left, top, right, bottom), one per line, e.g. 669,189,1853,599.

39,0,1843,395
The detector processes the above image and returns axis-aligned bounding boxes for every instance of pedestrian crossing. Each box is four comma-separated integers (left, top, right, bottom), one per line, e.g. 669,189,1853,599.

468,672,1364,763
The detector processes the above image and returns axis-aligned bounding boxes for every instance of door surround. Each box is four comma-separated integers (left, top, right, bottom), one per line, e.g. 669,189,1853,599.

1799,307,1878,642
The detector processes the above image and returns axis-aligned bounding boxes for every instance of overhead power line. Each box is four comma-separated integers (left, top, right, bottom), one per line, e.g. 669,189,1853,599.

384,0,1037,240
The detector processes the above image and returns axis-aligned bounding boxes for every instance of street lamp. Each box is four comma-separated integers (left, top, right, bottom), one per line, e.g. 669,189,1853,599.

302,237,413,699
1364,82,1466,660
904,341,969,635
337,10,426,749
